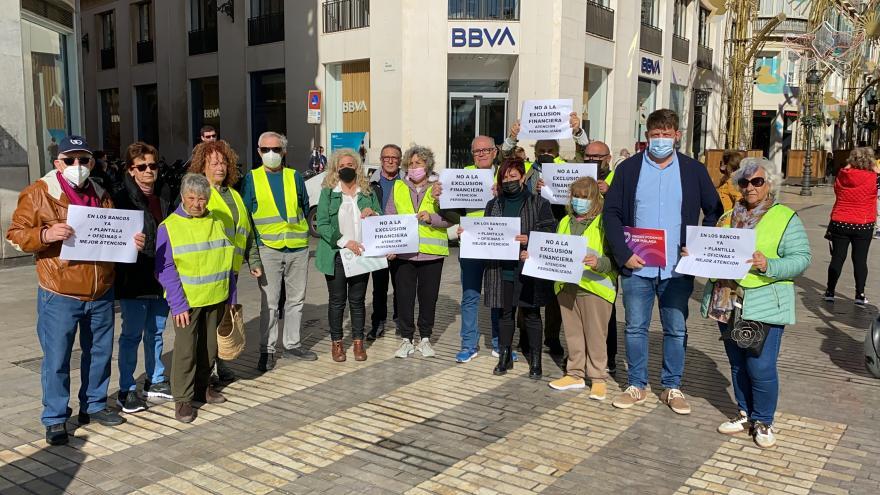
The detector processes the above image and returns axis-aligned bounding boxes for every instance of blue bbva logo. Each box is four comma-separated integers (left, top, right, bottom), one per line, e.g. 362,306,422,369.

451,27,516,48
641,57,661,75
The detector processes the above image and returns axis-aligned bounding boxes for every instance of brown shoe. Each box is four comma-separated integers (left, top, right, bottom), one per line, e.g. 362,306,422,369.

352,339,367,361
331,340,346,362
660,388,691,415
195,387,226,404
612,385,649,409
175,402,194,423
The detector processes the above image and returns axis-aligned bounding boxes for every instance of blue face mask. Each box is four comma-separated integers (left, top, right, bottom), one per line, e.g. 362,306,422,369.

571,198,591,215
648,137,675,159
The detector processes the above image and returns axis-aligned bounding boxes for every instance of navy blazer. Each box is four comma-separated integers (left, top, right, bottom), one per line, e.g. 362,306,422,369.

602,151,723,276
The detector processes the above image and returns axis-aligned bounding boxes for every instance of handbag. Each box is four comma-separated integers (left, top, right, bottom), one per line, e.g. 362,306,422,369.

719,291,768,357
217,304,245,360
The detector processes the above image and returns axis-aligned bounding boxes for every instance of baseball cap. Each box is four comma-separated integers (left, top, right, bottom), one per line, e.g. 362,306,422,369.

57,136,93,155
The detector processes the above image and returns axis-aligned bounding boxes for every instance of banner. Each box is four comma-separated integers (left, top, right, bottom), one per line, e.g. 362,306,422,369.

340,247,389,277
361,214,420,256
538,163,598,204
60,206,144,263
459,217,521,261
521,232,587,284
675,226,756,279
438,168,495,210
518,99,573,141
623,227,667,267
330,132,369,153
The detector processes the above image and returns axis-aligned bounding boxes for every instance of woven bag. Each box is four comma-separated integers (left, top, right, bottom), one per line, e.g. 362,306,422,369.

217,304,245,360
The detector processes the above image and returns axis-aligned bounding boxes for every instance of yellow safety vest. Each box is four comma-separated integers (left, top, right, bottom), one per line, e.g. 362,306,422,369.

208,187,250,272
162,211,233,308
722,204,796,289
553,214,617,303
250,167,309,249
604,169,615,187
392,180,449,256
463,164,495,217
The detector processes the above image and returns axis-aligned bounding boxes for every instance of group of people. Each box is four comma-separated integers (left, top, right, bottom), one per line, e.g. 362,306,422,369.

22,105,878,452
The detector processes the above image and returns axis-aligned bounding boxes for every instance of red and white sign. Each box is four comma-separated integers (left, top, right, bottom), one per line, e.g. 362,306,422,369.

307,90,322,124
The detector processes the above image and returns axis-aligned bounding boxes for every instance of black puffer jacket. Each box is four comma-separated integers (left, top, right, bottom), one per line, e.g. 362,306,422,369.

112,173,174,299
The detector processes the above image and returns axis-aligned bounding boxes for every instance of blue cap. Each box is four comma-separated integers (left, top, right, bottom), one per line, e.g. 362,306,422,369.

57,135,92,155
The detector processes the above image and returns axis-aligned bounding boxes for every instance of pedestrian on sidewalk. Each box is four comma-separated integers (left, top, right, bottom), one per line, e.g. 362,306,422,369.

384,145,450,359
315,149,382,362
6,135,142,445
113,142,175,414
823,147,879,306
716,150,744,212
691,157,811,449
155,174,235,423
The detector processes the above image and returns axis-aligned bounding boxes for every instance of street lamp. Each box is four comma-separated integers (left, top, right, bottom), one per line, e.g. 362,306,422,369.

801,68,822,196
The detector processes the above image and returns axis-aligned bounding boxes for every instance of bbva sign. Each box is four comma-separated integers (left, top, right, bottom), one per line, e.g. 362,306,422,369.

450,26,516,48
641,57,661,75
342,100,367,113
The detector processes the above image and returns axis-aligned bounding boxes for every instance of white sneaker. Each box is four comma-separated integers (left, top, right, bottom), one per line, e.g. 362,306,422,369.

417,338,435,358
717,411,751,435
395,338,415,358
752,421,776,448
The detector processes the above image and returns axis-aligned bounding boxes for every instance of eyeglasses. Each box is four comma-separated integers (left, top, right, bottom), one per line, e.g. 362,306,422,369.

380,156,401,162
737,177,766,188
132,163,159,172
471,147,495,156
259,147,283,154
584,154,609,160
60,157,91,166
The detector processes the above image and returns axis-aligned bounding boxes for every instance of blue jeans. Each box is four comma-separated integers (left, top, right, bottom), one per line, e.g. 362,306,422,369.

459,258,485,351
718,322,783,425
621,275,693,389
36,287,115,426
118,298,170,392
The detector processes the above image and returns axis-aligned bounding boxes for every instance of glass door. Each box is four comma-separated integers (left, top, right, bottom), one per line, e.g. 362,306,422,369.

448,92,508,168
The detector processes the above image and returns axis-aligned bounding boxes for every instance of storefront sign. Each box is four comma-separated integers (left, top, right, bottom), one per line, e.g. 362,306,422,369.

203,108,219,119
307,90,322,124
342,100,368,113
448,23,519,54
641,57,661,76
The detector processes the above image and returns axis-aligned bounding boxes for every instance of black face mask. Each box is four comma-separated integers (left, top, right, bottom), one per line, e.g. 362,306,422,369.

536,153,556,164
338,167,357,183
501,180,522,196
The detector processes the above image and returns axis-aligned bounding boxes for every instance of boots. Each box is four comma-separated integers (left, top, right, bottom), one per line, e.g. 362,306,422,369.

352,339,367,361
493,346,514,376
331,340,346,362
528,351,542,380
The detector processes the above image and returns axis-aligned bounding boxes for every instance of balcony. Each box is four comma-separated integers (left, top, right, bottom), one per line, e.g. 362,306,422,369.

448,0,519,21
248,12,284,46
323,0,369,33
697,44,713,70
754,16,808,35
672,35,689,63
188,27,218,55
100,47,115,70
640,23,662,55
585,1,614,40
136,39,153,64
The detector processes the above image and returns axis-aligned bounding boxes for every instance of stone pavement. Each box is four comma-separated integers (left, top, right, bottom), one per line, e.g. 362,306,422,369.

1,184,879,495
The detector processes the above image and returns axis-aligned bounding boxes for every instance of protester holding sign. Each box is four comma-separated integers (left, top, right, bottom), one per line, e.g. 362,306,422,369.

315,149,382,363
688,158,810,449
367,144,403,341
384,145,451,359
6,135,145,445
482,158,557,378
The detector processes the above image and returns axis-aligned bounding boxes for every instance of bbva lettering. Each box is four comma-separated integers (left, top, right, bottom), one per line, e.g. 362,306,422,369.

451,27,516,48
342,100,368,113
641,57,661,75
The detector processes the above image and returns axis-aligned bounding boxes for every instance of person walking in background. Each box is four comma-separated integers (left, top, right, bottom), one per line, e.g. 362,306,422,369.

823,147,879,306
717,150,745,212
315,149,382,362
367,144,403,340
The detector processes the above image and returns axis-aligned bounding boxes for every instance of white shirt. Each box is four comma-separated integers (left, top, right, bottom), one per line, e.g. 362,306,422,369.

335,184,362,249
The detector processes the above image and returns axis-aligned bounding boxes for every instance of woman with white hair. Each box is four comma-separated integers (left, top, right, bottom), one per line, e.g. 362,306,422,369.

315,149,382,362
688,157,811,448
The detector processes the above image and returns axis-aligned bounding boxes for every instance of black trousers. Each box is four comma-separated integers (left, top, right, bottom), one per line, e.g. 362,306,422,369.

393,258,444,340
826,224,872,296
607,302,618,366
544,297,562,346
498,281,543,354
325,254,369,341
370,267,398,327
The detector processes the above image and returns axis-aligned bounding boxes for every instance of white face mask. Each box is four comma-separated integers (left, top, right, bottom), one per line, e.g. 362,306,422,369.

62,165,90,187
262,151,283,170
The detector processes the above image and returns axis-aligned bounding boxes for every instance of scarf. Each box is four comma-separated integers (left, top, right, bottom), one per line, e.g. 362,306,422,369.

708,195,775,323
56,172,100,208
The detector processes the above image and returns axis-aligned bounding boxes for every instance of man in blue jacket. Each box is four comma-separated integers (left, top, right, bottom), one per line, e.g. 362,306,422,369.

602,109,722,415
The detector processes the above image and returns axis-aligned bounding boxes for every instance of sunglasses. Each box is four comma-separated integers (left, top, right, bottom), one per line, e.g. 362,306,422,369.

60,157,91,166
259,147,283,154
380,156,400,162
132,163,159,172
737,177,766,188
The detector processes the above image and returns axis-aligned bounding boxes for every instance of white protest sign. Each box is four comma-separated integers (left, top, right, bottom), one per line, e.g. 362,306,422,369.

539,163,598,205
340,248,388,277
439,168,495,210
60,206,144,263
519,99,574,141
674,226,756,280
521,231,587,284
459,217,520,261
361,214,420,256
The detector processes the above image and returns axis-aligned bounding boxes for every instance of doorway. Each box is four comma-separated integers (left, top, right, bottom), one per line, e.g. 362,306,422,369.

448,92,508,169
751,110,774,158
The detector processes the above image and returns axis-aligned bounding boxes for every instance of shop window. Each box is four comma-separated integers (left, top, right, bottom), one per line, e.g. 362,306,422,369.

250,69,287,163
191,77,220,145
136,84,159,147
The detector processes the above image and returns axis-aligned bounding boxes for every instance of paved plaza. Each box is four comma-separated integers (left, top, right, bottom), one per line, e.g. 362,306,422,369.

0,185,879,495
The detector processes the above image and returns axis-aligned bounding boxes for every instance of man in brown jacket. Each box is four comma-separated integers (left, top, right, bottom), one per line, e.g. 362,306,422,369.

6,136,144,446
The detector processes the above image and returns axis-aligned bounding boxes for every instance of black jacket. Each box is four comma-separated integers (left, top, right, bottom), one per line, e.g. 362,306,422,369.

112,174,174,299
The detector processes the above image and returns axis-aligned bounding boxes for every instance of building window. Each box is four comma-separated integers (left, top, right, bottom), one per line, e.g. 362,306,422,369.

583,66,608,142
134,2,154,64
698,6,710,46
100,88,120,158
136,84,159,147
248,0,284,45
673,0,687,37
98,11,115,70
250,69,286,163
191,77,220,145
784,51,800,86
323,0,370,33
636,78,658,141
189,0,218,55
448,0,520,21
641,0,658,27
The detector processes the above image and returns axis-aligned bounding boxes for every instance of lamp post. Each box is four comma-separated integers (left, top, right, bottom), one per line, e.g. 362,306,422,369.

801,68,822,196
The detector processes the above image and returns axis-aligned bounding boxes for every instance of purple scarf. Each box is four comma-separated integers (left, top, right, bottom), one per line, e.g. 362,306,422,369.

56,172,101,208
